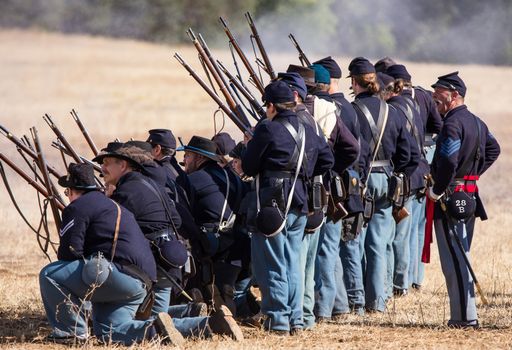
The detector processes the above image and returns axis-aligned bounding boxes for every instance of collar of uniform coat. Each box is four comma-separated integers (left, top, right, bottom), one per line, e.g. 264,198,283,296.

330,92,345,100
443,104,468,120
355,91,375,99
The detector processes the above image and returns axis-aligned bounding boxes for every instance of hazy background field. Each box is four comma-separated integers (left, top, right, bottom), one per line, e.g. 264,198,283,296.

0,29,511,349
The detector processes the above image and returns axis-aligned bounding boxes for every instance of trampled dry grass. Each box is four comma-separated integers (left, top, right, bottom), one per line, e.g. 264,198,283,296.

0,29,511,349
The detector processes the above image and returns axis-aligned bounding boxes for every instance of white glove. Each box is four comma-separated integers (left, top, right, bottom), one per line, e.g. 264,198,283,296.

427,187,443,201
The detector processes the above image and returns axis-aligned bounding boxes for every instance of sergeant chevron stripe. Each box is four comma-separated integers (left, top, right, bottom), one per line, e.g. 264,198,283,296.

440,137,461,158
59,219,75,236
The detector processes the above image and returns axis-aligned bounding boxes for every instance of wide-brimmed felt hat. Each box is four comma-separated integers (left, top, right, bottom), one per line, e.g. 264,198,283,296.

58,163,99,190
92,143,149,170
286,64,316,87
176,136,220,162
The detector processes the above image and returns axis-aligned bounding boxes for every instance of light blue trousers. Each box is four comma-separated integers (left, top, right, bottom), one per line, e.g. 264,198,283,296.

252,210,307,331
39,260,151,345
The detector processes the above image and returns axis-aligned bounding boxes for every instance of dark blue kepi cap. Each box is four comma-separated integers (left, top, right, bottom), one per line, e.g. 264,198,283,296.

277,72,308,101
386,64,412,81
377,72,394,91
431,71,467,97
348,57,375,77
313,56,342,79
147,129,177,150
212,132,236,156
263,80,295,104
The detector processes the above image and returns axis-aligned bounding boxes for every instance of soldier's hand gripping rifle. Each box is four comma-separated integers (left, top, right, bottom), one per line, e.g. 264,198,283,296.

217,60,266,120
31,127,63,232
70,109,99,157
245,12,276,80
174,53,252,135
219,16,265,95
288,33,311,67
43,114,82,164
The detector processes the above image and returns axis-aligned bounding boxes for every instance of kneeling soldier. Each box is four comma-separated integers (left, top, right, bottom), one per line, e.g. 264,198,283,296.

39,163,181,345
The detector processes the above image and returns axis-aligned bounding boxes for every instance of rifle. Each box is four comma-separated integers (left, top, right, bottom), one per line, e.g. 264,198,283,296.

0,153,65,211
190,30,253,126
288,33,311,67
43,114,82,164
31,127,63,231
245,12,275,80
219,16,265,95
174,52,252,135
51,141,102,173
0,124,63,179
217,60,266,120
439,200,488,306
70,109,99,156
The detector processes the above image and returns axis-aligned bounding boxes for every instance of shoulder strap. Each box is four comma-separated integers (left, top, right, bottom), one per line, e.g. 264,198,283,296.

136,177,179,235
392,100,424,153
275,118,307,171
353,99,389,166
109,200,121,262
456,116,482,177
257,121,306,218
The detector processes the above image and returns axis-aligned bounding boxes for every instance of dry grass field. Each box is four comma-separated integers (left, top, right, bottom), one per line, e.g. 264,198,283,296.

0,29,511,349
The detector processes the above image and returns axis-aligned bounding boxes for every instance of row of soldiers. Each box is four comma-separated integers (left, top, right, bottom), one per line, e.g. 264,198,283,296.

38,54,500,344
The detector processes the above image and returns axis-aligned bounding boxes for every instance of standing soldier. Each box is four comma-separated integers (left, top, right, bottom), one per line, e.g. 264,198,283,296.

349,57,417,312
313,56,366,315
385,64,424,297
242,80,334,335
428,71,500,328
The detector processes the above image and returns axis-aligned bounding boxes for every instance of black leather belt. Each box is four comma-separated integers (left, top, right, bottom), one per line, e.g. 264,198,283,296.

263,170,294,179
146,229,175,241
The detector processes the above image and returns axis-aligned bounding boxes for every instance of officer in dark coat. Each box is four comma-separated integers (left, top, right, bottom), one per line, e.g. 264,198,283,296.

242,80,334,334
349,57,417,312
428,71,500,328
39,163,182,345
177,136,246,314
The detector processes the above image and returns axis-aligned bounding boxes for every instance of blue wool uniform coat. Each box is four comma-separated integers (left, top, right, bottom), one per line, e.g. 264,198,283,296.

352,92,416,181
111,171,182,235
58,190,157,281
412,87,443,135
242,109,334,214
330,92,361,140
187,161,244,225
388,94,427,191
431,104,500,219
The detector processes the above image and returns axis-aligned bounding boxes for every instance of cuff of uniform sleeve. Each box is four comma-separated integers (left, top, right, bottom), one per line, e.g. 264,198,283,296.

428,187,444,201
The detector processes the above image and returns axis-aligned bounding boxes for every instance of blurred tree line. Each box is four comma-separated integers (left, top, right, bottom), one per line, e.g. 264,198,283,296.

1,0,511,65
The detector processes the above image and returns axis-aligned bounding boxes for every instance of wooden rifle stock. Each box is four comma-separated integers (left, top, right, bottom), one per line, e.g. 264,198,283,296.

174,52,252,135
192,30,253,126
245,12,275,80
217,60,266,120
31,127,64,230
0,153,65,211
219,16,265,95
0,124,63,179
288,33,311,67
43,114,82,164
70,109,99,156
